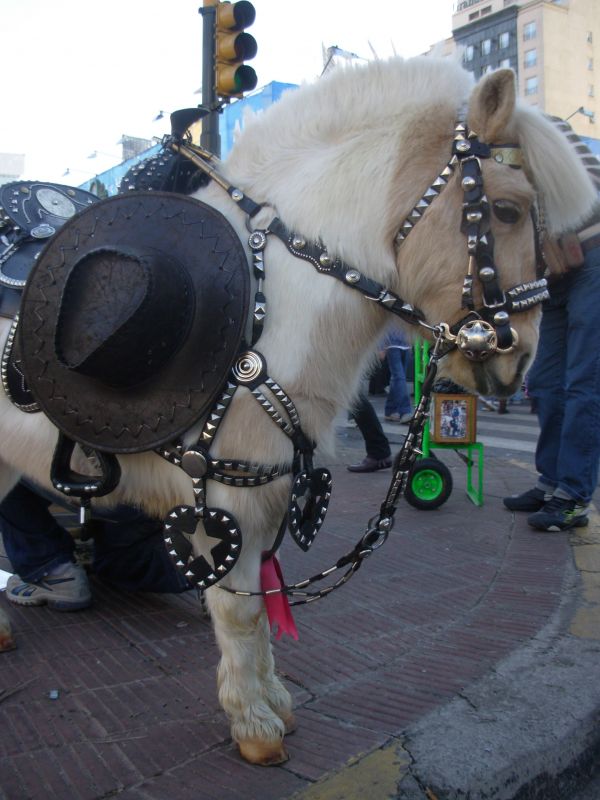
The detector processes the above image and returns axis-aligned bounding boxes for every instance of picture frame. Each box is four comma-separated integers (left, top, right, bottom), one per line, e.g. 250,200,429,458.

430,393,477,445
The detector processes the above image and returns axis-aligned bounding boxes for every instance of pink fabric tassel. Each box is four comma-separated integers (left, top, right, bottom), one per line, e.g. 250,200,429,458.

260,555,299,641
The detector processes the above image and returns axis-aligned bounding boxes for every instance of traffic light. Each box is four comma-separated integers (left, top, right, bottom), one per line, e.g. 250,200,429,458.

214,1,257,99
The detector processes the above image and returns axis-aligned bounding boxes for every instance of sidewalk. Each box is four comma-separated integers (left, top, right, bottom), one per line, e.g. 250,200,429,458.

1,400,599,800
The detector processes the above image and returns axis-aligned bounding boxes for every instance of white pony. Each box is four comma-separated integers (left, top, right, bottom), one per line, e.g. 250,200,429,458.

0,57,596,764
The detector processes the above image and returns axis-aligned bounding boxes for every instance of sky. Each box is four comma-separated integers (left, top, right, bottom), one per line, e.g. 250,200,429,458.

1,0,454,184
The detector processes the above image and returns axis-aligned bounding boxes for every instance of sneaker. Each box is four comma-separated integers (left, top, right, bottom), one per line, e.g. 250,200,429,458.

5,563,92,611
347,456,392,473
503,486,551,512
384,412,412,424
527,496,589,532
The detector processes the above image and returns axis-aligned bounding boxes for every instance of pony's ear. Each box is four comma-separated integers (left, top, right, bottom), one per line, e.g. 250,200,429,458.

467,69,516,142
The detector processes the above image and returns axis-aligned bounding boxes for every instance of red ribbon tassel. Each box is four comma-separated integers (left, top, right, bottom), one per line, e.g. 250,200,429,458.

260,555,299,641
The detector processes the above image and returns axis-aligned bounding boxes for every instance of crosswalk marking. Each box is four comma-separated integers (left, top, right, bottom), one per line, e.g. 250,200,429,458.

475,434,536,453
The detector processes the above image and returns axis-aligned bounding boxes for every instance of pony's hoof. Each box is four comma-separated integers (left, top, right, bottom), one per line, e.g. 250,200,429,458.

238,737,289,765
282,713,297,735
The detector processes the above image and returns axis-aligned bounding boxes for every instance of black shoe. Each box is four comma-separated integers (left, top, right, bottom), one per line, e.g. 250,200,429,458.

503,486,550,512
347,456,392,473
528,496,589,532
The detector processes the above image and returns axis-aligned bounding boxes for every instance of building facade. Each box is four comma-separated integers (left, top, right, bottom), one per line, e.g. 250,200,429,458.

451,0,599,143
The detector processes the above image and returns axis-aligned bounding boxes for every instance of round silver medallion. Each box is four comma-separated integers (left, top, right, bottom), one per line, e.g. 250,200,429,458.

248,230,267,251
232,351,264,384
31,223,56,239
35,188,76,218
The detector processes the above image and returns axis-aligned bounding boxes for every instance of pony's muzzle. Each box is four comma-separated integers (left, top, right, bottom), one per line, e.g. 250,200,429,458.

456,318,517,361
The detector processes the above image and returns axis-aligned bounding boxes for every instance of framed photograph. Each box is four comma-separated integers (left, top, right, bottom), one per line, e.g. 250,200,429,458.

431,393,477,444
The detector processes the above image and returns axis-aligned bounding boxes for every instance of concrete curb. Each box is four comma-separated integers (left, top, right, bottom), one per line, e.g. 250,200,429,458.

292,517,600,800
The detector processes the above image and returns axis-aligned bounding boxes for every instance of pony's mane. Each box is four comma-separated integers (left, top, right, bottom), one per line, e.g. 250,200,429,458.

223,57,474,274
224,55,596,242
226,56,473,177
511,105,599,234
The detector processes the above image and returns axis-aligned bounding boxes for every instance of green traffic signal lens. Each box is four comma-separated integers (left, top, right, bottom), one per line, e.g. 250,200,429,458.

234,64,257,93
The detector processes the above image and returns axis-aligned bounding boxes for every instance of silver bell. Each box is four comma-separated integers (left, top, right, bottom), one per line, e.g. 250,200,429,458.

456,319,498,361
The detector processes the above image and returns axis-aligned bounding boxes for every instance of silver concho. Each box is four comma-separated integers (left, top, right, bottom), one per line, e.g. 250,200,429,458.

31,223,56,239
456,319,498,361
181,449,208,479
35,188,76,218
248,230,267,251
232,351,264,383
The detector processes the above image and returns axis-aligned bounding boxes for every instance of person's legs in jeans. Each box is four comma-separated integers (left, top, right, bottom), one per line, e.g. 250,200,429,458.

524,249,600,529
0,481,92,609
351,395,391,461
0,481,76,581
1,481,189,604
527,282,568,495
384,348,411,418
552,252,600,503
92,506,190,593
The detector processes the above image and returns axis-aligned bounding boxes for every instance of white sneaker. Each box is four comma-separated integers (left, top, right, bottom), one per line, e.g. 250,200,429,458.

6,562,92,611
384,412,413,424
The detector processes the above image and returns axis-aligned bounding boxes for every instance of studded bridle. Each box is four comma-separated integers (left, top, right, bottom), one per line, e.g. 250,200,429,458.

393,118,549,360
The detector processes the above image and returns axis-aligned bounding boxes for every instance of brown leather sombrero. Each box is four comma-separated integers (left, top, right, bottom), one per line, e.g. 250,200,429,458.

19,191,249,453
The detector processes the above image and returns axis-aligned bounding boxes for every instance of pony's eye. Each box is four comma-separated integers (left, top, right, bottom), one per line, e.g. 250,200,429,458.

492,199,521,224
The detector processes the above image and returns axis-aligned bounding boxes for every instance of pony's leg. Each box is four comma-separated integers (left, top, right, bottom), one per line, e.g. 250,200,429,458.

255,611,295,734
207,586,289,765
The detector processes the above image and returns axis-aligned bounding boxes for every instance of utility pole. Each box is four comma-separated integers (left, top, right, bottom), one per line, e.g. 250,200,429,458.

198,1,258,158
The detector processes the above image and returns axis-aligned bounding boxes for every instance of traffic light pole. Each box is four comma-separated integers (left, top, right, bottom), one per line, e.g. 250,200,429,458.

199,0,221,157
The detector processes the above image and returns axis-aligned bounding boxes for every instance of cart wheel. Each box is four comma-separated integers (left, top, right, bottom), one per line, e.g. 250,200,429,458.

405,458,453,510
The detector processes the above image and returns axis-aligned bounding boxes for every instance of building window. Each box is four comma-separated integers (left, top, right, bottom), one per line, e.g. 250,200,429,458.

464,44,475,62
524,49,537,68
525,76,538,95
524,22,537,41
499,32,510,49
469,11,479,20
500,58,511,69
588,32,593,44
482,64,494,75
480,5,492,15
589,58,594,71
589,85,595,97
481,39,492,56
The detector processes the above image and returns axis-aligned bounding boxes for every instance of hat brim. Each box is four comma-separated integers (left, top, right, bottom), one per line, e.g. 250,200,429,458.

19,192,250,453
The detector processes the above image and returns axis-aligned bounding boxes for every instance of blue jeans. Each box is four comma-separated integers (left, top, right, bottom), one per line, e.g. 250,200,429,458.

0,481,190,593
527,246,600,504
384,348,412,417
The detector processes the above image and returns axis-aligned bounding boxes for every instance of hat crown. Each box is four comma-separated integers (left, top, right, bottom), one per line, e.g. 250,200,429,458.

55,246,194,387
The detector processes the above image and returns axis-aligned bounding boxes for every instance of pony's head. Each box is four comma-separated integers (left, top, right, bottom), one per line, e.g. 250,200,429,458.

391,66,597,396
223,58,597,398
